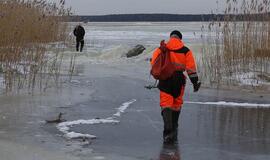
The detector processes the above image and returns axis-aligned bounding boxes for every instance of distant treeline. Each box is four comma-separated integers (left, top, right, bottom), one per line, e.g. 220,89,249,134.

69,13,270,22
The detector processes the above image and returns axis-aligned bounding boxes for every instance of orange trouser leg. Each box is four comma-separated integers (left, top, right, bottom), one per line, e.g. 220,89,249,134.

160,86,185,111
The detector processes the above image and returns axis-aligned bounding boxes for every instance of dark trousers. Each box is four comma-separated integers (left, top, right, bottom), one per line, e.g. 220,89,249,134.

76,38,84,52
161,108,181,143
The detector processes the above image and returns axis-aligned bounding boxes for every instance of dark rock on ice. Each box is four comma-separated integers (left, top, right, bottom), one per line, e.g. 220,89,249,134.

125,45,145,58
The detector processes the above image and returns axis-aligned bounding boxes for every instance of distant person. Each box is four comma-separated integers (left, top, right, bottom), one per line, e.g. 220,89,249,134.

73,24,85,52
150,30,201,144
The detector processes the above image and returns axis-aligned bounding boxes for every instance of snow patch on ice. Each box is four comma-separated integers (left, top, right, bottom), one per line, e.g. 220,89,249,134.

57,118,119,139
65,132,97,139
186,101,270,108
0,76,4,89
70,80,81,84
237,72,263,86
227,72,270,86
113,99,136,117
57,99,136,139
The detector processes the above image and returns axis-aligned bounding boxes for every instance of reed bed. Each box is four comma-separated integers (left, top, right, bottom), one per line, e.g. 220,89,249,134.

0,0,72,93
200,0,270,89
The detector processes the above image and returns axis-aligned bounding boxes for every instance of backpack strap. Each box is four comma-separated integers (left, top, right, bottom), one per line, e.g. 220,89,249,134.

159,40,167,52
173,46,190,55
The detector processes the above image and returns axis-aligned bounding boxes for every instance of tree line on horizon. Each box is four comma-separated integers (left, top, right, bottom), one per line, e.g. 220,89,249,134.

69,13,270,22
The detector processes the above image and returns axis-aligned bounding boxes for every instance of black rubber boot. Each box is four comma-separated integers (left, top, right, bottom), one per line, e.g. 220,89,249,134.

162,108,174,144
172,110,180,142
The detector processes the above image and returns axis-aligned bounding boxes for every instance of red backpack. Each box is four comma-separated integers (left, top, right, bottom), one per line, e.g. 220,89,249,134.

150,40,176,80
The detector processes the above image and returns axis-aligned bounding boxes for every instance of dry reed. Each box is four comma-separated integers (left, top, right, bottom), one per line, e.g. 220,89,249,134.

200,0,270,89
0,0,72,93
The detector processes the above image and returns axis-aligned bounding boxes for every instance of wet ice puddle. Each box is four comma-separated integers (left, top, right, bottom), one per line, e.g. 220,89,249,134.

57,99,270,139
57,99,136,139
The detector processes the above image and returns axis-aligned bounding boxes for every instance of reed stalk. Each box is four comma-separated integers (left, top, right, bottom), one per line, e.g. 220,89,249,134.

0,0,72,93
201,0,270,89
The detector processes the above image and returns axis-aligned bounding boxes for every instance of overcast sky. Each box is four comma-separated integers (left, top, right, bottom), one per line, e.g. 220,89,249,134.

64,0,225,15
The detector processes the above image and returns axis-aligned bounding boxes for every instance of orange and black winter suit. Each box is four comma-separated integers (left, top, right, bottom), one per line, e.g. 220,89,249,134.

151,37,198,142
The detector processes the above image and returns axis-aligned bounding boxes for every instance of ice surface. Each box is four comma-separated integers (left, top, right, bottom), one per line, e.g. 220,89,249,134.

57,99,136,139
186,101,270,108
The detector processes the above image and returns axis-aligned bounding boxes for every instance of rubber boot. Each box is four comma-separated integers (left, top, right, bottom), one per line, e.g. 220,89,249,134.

172,109,180,142
162,108,174,144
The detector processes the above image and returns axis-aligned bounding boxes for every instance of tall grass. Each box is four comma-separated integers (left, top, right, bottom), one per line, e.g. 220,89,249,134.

201,0,270,89
0,0,72,93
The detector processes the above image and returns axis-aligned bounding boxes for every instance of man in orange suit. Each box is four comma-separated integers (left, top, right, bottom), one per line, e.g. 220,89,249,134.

151,30,201,143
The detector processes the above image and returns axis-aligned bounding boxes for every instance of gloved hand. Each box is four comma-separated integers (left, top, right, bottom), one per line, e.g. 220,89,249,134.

193,81,201,92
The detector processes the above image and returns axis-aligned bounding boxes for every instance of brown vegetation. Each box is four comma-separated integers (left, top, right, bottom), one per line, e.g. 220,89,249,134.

200,0,270,88
0,0,72,92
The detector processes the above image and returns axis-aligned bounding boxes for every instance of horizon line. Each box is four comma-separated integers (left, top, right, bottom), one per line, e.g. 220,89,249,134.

71,13,223,16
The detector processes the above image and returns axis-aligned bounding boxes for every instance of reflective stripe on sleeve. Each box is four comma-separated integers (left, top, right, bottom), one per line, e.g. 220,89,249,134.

186,69,197,74
188,73,198,78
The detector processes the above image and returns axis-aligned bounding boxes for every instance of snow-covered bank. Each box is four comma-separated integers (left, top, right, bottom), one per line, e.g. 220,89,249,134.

0,76,4,90
186,101,270,108
57,99,136,139
224,72,270,87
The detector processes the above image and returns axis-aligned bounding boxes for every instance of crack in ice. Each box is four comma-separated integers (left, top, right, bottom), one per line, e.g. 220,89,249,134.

57,99,136,139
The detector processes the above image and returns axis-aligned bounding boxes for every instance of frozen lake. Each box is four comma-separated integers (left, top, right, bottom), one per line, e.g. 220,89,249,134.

0,22,269,160
67,22,205,61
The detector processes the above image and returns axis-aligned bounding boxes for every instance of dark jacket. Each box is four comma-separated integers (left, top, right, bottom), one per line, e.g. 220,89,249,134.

158,71,186,98
73,25,85,41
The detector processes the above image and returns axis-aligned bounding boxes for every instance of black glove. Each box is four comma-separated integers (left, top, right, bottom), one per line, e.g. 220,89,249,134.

193,81,201,92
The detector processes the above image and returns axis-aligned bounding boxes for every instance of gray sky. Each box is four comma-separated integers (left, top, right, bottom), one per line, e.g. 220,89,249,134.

64,0,225,15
